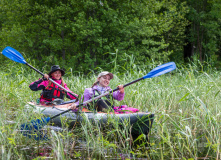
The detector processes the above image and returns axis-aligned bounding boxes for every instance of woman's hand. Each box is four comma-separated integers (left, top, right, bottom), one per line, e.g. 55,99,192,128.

68,103,77,110
43,74,49,80
118,85,124,93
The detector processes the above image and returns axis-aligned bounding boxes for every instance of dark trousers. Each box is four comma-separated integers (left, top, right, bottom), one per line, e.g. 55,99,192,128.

95,99,114,112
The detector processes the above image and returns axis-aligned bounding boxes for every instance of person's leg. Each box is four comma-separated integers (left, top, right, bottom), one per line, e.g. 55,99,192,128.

96,99,111,112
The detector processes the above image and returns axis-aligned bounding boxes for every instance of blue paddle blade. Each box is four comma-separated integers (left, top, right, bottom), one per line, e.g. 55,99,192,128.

21,129,49,141
143,62,176,79
21,117,51,131
2,46,27,64
20,117,51,141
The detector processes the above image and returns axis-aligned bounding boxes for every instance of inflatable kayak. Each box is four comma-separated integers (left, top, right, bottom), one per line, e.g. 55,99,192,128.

25,102,154,138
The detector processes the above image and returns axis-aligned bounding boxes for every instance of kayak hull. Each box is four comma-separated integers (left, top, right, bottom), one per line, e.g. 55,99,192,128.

26,102,154,138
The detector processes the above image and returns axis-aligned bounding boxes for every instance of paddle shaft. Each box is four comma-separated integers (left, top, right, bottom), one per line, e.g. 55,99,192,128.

26,63,78,100
113,77,143,92
61,77,144,106
50,77,144,120
50,91,113,119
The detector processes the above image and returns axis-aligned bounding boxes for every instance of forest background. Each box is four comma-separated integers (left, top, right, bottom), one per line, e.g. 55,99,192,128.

0,0,220,74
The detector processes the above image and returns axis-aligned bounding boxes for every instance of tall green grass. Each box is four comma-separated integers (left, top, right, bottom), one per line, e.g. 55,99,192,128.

0,61,220,159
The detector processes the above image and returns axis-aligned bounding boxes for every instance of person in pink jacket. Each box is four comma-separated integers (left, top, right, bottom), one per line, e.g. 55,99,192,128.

29,65,78,105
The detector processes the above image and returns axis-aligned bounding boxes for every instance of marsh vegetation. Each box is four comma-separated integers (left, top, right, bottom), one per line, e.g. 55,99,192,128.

0,61,220,159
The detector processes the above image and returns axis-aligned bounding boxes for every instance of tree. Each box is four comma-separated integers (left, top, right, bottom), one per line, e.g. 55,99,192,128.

182,0,221,66
0,0,191,73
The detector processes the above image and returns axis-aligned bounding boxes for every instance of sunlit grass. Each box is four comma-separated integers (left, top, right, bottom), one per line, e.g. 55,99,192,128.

0,61,220,159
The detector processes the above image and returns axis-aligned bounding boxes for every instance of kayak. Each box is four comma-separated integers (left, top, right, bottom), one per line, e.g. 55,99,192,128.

25,102,154,138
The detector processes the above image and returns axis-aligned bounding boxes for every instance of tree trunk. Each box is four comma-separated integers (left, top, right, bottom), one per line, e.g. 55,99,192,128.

184,25,193,62
197,26,203,62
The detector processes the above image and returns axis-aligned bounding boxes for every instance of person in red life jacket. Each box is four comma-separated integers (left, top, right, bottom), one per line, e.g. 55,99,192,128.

29,65,78,107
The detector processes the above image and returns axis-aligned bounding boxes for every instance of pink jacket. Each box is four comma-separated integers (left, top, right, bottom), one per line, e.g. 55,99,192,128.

29,78,77,103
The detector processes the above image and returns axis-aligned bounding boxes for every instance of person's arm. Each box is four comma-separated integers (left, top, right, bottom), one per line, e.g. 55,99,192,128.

75,88,93,106
64,83,78,100
29,79,47,91
83,88,94,101
29,74,49,91
112,85,125,101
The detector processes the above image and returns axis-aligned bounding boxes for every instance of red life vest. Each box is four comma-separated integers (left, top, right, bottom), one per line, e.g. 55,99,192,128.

40,82,65,101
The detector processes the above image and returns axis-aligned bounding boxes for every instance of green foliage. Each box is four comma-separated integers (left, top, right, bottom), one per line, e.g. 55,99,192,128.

181,0,221,67
0,0,220,72
0,0,191,73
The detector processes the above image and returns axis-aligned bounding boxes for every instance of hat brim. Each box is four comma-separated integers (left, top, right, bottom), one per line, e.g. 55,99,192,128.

98,72,113,79
107,73,113,79
48,69,65,76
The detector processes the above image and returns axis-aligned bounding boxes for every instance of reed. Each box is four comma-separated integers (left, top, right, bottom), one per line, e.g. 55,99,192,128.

0,62,220,159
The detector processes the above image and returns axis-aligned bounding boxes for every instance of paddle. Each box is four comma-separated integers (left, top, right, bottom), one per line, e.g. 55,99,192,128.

20,61,176,131
2,46,78,101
